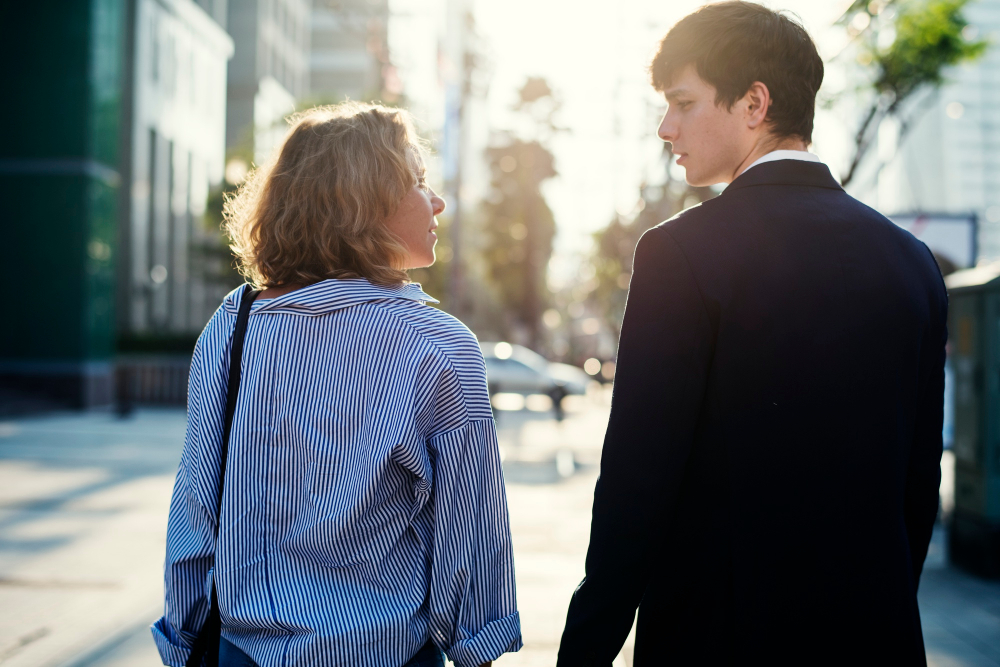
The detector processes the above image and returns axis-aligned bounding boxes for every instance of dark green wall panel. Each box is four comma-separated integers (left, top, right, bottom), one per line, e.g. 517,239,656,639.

5,3,92,159
1,0,125,366
1,174,89,359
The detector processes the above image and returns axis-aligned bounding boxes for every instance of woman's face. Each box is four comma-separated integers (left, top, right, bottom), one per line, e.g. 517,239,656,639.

385,159,446,269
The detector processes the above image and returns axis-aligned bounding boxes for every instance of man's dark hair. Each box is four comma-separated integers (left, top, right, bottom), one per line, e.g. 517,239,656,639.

651,1,824,142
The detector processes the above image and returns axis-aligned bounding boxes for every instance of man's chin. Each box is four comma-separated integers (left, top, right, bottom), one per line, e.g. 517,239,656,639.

685,171,727,189
682,167,715,188
681,165,705,187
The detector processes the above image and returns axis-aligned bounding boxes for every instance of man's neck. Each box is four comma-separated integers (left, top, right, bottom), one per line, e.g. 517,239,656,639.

729,135,809,182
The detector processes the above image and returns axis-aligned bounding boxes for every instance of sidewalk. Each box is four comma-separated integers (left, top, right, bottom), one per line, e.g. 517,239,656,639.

1,401,998,667
0,411,183,667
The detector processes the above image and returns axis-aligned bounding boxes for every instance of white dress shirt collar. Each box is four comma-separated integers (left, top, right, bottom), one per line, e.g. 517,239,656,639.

745,149,822,173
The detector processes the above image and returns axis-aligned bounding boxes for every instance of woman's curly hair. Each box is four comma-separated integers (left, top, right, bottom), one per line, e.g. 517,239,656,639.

224,101,425,288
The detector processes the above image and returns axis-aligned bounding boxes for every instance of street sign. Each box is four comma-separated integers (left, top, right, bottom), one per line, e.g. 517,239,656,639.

889,213,978,269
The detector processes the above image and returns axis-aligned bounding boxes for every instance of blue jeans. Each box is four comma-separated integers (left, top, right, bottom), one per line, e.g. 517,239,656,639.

219,637,257,666
404,641,445,667
218,637,444,667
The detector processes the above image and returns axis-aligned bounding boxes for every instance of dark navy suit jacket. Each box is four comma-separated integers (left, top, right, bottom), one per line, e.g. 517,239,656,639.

558,160,947,666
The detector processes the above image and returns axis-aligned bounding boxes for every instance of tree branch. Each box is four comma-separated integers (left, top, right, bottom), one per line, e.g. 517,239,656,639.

841,99,886,187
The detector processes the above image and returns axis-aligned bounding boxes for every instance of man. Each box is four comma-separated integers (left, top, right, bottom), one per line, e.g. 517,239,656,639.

558,3,946,665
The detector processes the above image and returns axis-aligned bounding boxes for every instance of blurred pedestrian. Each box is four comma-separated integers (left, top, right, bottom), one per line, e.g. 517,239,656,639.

152,102,521,667
558,3,946,665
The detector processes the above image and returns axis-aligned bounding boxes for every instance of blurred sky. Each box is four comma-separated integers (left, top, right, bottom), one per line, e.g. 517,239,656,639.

472,0,857,286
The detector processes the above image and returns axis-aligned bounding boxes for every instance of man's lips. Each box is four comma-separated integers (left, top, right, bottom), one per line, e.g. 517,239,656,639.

675,152,688,165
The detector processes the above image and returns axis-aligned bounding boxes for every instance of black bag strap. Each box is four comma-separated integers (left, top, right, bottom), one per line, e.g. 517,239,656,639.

187,285,260,667
217,285,259,516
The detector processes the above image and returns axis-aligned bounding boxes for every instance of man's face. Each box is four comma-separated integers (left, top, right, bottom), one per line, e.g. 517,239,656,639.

657,64,751,187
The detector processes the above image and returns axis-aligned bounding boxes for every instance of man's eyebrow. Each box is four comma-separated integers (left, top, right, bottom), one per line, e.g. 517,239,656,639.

664,88,691,101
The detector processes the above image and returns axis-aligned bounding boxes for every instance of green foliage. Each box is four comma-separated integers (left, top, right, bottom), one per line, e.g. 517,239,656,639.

588,162,713,332
479,78,562,349
590,218,638,332
480,139,558,346
874,0,987,99
840,0,988,186
194,156,248,297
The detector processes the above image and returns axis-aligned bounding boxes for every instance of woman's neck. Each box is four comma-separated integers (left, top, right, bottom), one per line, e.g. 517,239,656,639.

259,283,305,299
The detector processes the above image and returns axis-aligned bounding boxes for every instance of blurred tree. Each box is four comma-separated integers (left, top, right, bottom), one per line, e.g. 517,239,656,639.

408,215,453,308
197,172,246,292
512,77,565,139
838,0,987,186
409,209,509,340
481,138,557,349
479,78,562,350
195,144,255,295
589,145,713,334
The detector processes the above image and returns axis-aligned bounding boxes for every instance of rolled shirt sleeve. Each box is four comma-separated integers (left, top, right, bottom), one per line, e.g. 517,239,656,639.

427,419,523,666
152,335,223,666
151,465,216,666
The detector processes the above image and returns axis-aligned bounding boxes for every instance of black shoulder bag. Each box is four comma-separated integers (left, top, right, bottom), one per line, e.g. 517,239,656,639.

187,285,260,667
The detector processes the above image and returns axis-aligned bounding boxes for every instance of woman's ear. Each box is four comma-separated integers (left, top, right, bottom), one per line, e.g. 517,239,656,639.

744,81,771,130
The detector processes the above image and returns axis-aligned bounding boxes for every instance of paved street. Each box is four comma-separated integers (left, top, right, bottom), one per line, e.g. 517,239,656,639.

0,411,182,667
0,395,997,667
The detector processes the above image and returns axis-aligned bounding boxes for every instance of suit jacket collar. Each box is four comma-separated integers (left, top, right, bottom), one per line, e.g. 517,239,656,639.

723,159,844,195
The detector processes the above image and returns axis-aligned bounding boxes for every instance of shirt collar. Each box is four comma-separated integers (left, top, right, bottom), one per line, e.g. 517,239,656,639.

222,278,439,316
744,150,822,174
724,157,843,194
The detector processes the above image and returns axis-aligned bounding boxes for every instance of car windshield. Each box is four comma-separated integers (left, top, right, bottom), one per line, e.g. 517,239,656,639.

481,342,550,374
512,348,549,373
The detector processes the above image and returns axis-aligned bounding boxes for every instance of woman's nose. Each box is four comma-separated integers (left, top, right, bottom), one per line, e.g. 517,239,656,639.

432,193,446,216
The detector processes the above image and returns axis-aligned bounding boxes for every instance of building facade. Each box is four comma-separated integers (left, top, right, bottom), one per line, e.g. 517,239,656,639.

310,0,390,103
226,0,310,165
872,0,1000,263
122,0,234,336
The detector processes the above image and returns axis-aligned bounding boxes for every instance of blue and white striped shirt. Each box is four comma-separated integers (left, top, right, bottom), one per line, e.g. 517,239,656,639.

152,279,522,667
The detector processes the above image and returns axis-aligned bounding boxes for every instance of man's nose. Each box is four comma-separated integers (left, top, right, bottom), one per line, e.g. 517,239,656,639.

657,113,676,142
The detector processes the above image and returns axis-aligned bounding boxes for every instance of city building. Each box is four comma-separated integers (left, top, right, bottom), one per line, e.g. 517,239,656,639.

1,1,129,410
868,0,1000,264
121,0,234,336
310,0,391,103
389,0,492,313
0,0,235,412
226,0,311,166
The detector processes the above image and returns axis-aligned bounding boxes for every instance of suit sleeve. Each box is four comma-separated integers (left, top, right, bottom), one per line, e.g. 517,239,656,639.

905,281,947,587
557,227,714,665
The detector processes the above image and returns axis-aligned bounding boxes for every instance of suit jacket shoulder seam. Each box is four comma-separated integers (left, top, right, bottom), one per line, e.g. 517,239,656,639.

652,226,715,329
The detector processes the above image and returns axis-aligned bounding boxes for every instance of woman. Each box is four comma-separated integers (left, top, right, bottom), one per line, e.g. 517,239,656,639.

152,103,521,667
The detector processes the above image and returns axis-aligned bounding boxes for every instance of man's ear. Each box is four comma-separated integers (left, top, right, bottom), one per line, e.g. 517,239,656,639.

744,81,771,130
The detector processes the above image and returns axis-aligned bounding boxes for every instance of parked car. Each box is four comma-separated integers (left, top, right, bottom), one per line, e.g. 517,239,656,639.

480,342,590,399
